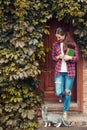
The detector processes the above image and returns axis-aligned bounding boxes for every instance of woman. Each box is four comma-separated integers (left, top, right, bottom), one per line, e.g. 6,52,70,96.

52,27,79,120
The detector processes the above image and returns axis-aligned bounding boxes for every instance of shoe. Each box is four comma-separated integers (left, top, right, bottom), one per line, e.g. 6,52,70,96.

63,112,67,120
59,96,63,103
69,91,72,96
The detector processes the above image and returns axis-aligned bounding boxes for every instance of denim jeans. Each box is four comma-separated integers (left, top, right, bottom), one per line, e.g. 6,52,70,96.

55,72,75,112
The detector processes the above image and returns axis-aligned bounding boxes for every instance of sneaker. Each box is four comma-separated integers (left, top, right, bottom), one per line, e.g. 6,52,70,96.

63,112,67,120
69,91,72,96
59,96,63,103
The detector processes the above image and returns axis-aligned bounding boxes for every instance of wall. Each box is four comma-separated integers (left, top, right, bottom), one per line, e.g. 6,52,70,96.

83,59,87,113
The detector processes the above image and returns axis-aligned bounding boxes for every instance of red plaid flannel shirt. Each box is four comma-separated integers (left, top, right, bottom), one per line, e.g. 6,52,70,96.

52,41,79,78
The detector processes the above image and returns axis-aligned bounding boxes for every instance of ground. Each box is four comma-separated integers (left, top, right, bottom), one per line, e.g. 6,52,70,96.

38,111,87,128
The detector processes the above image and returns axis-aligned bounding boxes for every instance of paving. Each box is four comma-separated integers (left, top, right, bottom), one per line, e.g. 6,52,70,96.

37,110,87,129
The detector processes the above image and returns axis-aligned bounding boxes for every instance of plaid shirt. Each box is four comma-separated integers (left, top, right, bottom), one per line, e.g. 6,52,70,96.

52,41,79,78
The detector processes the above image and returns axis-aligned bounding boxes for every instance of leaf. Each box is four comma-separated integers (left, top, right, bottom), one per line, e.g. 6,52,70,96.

27,110,35,120
1,94,7,99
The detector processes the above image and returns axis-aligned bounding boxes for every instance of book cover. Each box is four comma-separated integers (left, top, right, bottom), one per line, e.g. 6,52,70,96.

66,48,75,56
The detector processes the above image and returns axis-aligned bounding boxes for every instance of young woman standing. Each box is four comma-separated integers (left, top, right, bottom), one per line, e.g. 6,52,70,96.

52,27,79,120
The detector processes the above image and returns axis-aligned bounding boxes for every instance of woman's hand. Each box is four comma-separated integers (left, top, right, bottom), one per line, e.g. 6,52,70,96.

64,55,72,61
56,54,72,61
56,54,64,60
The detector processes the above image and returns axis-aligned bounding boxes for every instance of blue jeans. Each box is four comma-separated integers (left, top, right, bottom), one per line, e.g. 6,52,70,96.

55,72,75,112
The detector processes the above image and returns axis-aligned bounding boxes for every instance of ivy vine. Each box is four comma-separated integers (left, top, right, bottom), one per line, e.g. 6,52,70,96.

0,0,87,129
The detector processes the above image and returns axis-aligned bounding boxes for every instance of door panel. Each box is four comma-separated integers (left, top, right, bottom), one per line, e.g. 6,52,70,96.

40,19,77,102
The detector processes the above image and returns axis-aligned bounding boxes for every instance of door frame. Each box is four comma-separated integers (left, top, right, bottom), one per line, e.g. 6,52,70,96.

75,54,83,111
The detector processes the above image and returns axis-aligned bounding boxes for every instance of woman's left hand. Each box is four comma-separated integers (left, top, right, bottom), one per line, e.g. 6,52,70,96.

64,55,72,61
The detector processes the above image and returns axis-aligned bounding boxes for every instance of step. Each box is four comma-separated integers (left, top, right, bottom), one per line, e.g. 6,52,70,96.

44,101,78,111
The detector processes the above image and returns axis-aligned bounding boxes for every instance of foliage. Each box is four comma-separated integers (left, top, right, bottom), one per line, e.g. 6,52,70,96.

0,0,87,129
0,82,43,130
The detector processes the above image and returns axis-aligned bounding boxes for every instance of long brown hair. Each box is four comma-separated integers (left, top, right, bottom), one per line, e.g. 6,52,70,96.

63,32,76,53
56,27,76,53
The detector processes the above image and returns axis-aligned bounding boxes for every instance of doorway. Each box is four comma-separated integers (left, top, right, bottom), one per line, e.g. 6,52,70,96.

40,18,83,111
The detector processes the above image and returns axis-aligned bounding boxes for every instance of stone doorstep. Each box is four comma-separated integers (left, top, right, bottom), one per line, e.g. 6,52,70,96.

44,102,78,110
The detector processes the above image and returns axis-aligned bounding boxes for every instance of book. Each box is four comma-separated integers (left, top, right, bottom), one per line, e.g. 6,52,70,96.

66,48,75,56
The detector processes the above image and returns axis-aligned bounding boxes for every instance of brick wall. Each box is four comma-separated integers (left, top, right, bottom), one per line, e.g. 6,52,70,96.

83,59,87,113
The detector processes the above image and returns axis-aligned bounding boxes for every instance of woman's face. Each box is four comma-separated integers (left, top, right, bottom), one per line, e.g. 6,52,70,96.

55,33,65,42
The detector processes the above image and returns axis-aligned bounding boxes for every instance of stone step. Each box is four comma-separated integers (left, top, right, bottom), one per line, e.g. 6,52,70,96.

44,101,77,111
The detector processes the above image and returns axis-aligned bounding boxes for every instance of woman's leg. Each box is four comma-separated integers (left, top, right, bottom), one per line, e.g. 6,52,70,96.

63,74,74,119
55,73,65,97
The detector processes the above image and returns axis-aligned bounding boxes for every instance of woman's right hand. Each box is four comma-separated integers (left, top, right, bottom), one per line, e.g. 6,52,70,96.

64,55,73,61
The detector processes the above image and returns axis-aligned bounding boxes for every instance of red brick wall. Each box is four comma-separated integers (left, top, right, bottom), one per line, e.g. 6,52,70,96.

83,59,87,113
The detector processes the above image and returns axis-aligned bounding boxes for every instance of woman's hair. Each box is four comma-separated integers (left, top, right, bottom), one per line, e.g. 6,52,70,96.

56,27,76,52
56,27,65,36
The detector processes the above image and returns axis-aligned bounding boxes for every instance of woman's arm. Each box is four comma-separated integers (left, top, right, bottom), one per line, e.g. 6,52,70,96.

52,42,63,61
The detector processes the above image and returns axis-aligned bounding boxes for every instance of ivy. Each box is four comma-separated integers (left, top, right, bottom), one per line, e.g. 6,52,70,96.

0,0,87,129
0,84,43,130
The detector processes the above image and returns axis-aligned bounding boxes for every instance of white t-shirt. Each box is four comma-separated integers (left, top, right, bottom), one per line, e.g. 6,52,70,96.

60,42,67,72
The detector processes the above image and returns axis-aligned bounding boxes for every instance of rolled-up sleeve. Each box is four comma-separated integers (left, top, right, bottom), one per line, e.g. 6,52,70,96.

52,43,57,61
52,42,61,61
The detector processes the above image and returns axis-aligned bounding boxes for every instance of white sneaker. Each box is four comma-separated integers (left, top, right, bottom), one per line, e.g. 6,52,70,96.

59,96,63,103
69,91,72,96
63,112,67,120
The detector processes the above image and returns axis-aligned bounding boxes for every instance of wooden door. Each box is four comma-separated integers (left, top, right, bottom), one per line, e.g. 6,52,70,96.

40,19,77,102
